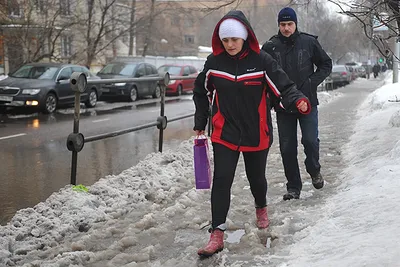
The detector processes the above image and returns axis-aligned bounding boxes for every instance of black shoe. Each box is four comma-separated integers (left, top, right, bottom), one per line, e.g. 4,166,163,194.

283,191,300,201
311,172,324,189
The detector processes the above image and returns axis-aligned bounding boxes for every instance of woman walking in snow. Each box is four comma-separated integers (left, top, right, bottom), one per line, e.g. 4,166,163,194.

193,10,311,257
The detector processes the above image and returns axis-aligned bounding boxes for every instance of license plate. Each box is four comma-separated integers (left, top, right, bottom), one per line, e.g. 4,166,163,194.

0,96,12,102
102,88,110,92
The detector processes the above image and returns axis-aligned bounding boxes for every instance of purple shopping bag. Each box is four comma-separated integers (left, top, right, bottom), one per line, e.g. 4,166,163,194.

194,137,212,189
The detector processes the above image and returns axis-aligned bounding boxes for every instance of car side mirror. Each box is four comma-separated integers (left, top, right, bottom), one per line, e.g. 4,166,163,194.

57,76,69,82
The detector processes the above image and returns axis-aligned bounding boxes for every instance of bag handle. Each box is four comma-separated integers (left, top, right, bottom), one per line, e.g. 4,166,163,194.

195,134,207,139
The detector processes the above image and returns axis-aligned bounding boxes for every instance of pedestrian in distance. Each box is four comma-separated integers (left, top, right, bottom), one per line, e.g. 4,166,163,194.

193,10,311,257
372,63,380,78
262,7,332,201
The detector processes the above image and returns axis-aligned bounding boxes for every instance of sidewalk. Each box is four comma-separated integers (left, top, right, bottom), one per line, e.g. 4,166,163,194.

0,75,394,267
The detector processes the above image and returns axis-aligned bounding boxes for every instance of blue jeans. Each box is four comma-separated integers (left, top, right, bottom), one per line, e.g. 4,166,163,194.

276,107,320,194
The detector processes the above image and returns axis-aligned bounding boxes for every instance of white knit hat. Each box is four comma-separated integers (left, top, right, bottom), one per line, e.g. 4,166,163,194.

218,19,248,40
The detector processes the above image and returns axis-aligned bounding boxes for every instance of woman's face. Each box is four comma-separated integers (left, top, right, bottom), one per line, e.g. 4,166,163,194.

221,37,245,56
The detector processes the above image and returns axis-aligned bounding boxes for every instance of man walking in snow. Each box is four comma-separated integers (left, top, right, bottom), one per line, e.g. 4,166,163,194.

262,7,332,200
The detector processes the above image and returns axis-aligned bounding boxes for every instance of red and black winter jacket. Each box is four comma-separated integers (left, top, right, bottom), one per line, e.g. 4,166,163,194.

193,10,310,152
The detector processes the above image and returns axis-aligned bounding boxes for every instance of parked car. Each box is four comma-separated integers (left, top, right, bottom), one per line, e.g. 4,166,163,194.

0,63,101,113
327,65,352,88
97,62,161,101
157,64,198,95
355,66,367,78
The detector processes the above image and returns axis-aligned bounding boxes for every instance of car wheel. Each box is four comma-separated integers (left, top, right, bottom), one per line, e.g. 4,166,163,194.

177,84,183,96
85,89,97,108
152,84,161,98
43,93,57,114
129,86,138,102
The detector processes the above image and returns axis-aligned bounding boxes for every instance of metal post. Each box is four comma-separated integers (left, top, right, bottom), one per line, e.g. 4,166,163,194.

393,36,399,83
367,13,373,79
71,91,81,185
158,84,165,153
68,72,87,185
158,73,169,153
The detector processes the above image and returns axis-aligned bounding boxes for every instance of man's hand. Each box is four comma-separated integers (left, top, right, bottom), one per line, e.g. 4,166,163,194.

296,100,309,113
195,130,205,136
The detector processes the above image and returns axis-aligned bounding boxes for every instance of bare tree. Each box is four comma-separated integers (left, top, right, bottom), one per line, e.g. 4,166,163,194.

77,0,122,67
327,0,399,58
0,0,77,71
141,0,156,57
135,0,248,57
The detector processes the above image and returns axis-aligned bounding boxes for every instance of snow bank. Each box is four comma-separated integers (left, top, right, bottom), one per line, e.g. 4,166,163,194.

0,141,195,266
280,80,400,267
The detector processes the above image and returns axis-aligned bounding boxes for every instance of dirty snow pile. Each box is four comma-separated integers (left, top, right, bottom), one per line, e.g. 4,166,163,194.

0,142,197,266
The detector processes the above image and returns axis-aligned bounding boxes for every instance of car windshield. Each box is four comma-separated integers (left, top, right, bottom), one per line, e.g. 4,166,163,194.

10,65,59,79
98,63,137,76
158,66,181,75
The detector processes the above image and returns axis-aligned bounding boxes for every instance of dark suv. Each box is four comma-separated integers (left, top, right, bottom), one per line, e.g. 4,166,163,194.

0,63,101,113
97,62,161,101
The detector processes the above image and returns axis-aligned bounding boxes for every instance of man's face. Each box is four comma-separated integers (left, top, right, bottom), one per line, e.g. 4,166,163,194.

279,21,296,37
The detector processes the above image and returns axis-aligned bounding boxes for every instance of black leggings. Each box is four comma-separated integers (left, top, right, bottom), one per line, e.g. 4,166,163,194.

211,142,269,229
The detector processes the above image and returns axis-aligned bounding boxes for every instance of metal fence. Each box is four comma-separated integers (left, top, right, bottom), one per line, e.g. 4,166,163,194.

66,72,203,185
66,73,334,185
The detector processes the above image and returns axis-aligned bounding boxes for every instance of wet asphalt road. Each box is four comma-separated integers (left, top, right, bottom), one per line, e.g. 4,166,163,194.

0,96,196,225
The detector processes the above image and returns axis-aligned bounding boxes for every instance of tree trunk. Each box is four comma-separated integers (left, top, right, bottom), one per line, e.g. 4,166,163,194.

86,0,95,67
129,0,136,56
142,0,156,57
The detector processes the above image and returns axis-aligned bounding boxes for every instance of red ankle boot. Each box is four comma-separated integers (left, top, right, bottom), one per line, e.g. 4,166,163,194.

256,207,269,229
197,229,224,257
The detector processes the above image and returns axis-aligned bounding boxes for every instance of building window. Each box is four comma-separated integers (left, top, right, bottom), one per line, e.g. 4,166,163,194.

40,41,49,55
35,0,46,13
8,0,22,17
184,35,194,45
60,0,71,16
171,16,180,26
105,26,112,41
184,18,193,27
61,36,72,57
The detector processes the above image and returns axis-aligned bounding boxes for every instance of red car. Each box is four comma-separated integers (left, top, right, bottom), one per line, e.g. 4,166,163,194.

158,64,198,95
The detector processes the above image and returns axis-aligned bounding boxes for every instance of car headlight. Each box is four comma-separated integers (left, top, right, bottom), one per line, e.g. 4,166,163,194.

22,89,41,95
114,83,126,86
168,80,176,85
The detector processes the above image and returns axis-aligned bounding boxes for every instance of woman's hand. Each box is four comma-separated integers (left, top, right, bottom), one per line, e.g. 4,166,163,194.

195,130,205,136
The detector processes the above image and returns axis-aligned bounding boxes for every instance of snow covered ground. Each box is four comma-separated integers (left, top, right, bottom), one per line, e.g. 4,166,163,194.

273,74,400,267
2,75,400,266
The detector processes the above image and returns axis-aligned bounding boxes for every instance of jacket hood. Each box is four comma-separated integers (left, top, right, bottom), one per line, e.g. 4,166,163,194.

212,10,260,56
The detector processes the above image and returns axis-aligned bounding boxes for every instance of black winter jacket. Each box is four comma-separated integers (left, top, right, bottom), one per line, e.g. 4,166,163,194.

193,11,310,152
262,30,332,108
